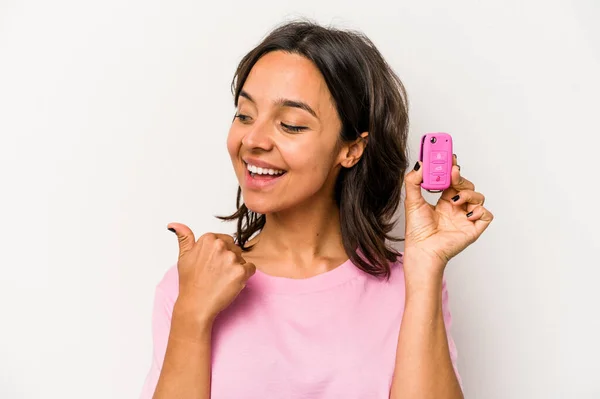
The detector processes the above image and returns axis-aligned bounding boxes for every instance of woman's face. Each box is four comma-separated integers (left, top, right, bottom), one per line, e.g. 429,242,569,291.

227,50,348,214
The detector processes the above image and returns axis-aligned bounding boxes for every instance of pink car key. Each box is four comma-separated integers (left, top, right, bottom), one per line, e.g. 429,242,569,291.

419,132,453,193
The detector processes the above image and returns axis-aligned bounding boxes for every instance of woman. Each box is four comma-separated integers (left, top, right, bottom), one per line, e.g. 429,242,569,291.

140,20,493,399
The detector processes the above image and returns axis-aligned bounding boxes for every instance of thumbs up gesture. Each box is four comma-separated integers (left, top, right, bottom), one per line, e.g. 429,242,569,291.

166,223,257,325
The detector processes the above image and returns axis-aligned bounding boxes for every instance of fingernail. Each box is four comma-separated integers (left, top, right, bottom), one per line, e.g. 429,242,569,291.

168,227,176,233
453,153,457,159
466,211,473,217
413,161,421,171
452,195,460,202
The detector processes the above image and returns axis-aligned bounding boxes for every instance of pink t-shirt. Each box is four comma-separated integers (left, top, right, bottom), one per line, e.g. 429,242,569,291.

140,254,461,398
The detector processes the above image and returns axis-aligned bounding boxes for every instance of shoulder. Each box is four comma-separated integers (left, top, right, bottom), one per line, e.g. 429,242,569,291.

388,251,405,280
155,263,179,303
393,251,404,268
356,251,405,287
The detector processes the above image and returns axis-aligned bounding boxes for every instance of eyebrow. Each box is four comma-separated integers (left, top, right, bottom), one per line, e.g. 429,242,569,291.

239,90,319,120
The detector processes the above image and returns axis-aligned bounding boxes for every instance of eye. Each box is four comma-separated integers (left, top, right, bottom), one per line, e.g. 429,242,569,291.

281,122,307,133
234,113,252,123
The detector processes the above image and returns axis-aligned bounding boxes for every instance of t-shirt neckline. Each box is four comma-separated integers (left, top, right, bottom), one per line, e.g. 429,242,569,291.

247,257,363,295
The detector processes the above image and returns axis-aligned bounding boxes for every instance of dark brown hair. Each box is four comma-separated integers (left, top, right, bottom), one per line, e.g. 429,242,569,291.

217,19,410,279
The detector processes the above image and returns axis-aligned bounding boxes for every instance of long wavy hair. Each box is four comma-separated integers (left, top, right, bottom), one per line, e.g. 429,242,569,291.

216,19,410,279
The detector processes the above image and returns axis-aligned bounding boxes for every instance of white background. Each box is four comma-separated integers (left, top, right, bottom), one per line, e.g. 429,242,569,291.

1,0,599,398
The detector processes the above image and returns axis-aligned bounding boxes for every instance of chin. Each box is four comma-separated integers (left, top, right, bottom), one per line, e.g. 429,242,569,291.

243,198,276,215
242,193,286,215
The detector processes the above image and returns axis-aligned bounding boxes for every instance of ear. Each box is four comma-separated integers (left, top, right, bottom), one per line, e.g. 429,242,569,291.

340,132,369,168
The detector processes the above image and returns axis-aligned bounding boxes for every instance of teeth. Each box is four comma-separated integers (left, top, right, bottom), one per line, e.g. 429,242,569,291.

246,163,285,176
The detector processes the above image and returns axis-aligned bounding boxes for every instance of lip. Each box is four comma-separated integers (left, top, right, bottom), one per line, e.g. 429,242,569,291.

243,164,286,190
242,157,286,171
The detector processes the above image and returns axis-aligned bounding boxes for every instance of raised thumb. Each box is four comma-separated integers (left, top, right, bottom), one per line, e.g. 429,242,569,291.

167,222,196,257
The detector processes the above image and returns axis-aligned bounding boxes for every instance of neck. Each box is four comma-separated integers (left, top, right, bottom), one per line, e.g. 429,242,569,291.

251,195,348,274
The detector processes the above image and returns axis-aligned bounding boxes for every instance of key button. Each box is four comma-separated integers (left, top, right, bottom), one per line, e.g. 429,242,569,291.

431,151,447,163
430,164,445,173
430,173,446,185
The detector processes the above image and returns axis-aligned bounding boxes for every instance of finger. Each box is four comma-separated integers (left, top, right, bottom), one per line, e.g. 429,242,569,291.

451,165,475,191
242,261,257,280
213,233,235,246
466,205,494,235
213,233,241,253
441,166,475,201
404,161,425,206
439,165,469,200
448,189,485,207
167,222,196,257
214,233,245,261
453,153,461,171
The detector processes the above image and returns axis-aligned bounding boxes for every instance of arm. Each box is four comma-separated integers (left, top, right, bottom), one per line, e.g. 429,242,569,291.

389,255,463,399
143,225,256,399
152,300,213,399
139,285,213,399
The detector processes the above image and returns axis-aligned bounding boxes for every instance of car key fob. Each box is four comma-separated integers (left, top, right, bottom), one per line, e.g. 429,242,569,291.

419,132,453,193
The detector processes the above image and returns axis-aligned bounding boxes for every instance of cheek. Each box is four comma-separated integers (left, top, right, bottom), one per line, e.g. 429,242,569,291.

281,142,334,185
226,127,241,159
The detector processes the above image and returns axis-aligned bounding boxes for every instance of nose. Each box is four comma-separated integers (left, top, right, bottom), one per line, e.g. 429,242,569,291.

241,119,274,151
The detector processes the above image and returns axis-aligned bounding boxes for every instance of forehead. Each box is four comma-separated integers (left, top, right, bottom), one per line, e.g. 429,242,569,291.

240,51,335,117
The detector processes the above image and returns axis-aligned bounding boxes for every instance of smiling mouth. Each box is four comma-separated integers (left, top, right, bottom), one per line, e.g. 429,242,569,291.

244,161,287,179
